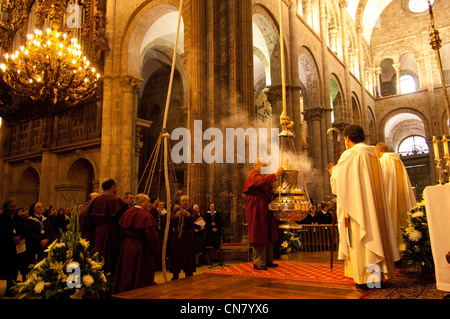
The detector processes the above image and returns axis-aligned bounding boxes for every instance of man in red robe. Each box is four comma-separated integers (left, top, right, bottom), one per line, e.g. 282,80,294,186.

84,179,127,277
243,158,284,270
112,194,160,294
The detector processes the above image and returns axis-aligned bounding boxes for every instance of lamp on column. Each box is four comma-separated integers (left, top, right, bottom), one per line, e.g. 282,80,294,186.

0,26,101,107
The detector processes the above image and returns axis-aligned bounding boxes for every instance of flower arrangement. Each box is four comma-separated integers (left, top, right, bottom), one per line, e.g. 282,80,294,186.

13,198,110,299
400,200,434,273
280,230,302,254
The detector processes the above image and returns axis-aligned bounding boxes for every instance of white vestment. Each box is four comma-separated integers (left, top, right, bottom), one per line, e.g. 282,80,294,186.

330,143,400,284
379,152,417,249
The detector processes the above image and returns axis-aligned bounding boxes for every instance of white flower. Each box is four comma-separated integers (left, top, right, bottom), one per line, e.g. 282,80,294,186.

33,259,45,269
82,274,94,287
34,281,45,294
408,230,422,242
411,211,424,218
100,273,107,283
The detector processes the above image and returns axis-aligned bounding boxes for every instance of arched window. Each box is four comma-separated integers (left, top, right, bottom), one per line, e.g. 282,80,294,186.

408,0,433,13
400,74,416,94
398,135,429,156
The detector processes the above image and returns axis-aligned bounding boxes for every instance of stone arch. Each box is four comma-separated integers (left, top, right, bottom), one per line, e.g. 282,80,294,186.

298,46,322,111
351,93,361,125
252,5,280,124
57,152,98,205
61,150,99,184
118,1,188,117
119,1,182,78
378,108,430,148
139,36,188,104
13,166,40,208
329,73,344,123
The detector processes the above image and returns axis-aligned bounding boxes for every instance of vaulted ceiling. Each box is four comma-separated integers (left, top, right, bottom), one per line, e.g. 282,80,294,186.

347,0,433,42
347,0,394,41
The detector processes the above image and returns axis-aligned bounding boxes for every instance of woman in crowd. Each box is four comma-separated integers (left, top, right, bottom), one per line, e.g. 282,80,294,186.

24,202,55,264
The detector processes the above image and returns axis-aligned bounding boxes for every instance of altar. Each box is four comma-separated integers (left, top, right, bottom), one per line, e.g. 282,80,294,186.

423,183,450,292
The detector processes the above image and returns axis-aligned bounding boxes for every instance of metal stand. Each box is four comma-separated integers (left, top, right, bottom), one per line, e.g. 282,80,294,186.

209,237,229,269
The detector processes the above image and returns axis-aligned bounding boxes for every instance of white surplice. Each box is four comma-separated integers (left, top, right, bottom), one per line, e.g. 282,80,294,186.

379,152,417,248
330,143,400,284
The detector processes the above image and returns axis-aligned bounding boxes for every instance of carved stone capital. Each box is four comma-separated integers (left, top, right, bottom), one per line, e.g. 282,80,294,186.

120,75,144,93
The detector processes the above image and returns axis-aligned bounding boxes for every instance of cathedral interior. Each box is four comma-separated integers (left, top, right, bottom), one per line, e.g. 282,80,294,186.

0,0,449,243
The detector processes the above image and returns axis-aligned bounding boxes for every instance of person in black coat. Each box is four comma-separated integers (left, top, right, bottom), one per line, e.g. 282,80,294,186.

12,207,29,282
0,200,19,297
205,203,221,262
301,204,320,224
24,202,55,265
317,202,333,224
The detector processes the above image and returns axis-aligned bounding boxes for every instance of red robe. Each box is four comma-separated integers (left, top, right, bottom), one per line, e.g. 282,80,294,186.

85,193,127,276
169,206,198,274
243,168,278,245
112,207,160,294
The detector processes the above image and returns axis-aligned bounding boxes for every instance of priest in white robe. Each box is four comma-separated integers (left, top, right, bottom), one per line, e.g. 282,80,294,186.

376,142,416,250
327,124,400,288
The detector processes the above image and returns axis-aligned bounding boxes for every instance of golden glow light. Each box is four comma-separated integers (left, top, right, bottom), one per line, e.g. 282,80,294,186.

0,28,101,106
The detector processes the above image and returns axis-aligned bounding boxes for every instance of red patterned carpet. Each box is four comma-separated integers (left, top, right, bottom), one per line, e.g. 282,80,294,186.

206,260,355,286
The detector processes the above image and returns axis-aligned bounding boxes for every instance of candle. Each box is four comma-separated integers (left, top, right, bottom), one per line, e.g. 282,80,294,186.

442,135,449,157
432,136,440,160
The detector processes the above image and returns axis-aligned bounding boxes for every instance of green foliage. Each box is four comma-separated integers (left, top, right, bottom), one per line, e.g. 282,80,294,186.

13,194,110,299
280,230,302,254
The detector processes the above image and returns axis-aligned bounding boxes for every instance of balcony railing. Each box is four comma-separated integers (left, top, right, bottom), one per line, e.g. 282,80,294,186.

298,224,338,252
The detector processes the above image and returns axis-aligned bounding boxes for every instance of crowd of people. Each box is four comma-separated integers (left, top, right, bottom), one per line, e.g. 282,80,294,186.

0,178,223,297
0,200,74,296
298,201,334,225
1,124,416,296
244,124,416,290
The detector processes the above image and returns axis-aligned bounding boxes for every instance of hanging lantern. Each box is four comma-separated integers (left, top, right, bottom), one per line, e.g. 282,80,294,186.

268,0,311,229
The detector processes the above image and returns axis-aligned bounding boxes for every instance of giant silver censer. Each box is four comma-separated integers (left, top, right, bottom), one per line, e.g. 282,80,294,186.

268,120,311,229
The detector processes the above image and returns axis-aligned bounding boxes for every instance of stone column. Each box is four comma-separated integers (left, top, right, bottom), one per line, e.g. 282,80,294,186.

303,0,313,27
304,108,324,201
289,0,304,152
356,25,369,135
415,55,425,91
393,62,401,95
187,0,207,212
339,0,351,122
99,75,115,189
189,0,254,241
375,67,382,97
120,75,143,193
319,0,333,198
329,26,338,54
39,152,51,204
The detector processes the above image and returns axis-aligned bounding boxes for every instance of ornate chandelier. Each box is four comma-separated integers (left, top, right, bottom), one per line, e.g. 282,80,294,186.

0,27,100,107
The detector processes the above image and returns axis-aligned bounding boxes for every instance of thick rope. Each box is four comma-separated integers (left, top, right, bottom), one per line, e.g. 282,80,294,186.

278,0,288,166
160,0,184,283
279,0,287,118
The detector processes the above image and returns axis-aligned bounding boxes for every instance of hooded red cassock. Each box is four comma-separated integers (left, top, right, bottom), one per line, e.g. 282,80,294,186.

243,168,278,245
113,206,160,294
86,193,127,276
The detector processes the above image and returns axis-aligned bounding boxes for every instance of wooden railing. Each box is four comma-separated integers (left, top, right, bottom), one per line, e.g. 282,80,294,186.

298,224,338,252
